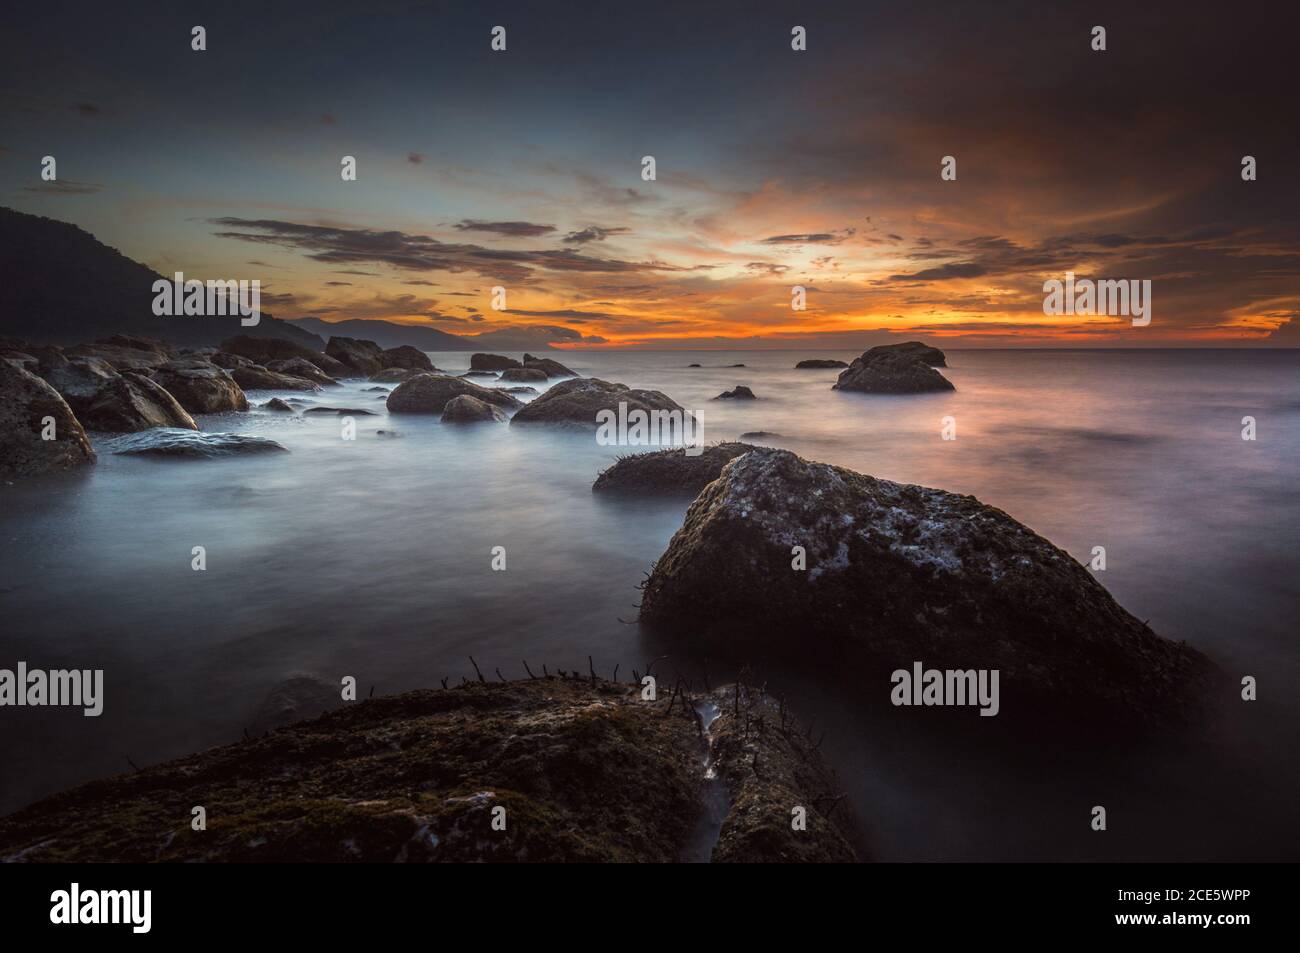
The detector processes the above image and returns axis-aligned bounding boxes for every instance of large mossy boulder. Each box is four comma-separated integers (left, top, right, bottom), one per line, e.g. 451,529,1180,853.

593,443,755,496
0,678,859,863
0,362,96,479
639,448,1221,728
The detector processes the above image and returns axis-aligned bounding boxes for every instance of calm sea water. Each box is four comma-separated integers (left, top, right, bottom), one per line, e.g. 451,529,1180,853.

1,349,1297,860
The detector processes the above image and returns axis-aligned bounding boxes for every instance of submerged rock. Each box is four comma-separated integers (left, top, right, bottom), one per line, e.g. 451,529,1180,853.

151,359,249,413
386,374,522,415
261,398,296,413
469,353,521,372
302,406,377,416
325,336,385,377
639,448,1221,727
0,678,858,863
109,428,287,458
795,359,848,369
501,385,539,395
441,394,508,423
0,363,95,479
740,431,783,441
715,386,757,400
498,367,548,384
833,348,953,394
593,443,755,496
510,377,685,430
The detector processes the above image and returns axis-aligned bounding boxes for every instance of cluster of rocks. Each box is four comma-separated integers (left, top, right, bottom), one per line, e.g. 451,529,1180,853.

0,677,858,863
467,352,576,380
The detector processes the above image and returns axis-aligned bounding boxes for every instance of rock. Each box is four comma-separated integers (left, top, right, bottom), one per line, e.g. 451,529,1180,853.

59,336,174,372
266,358,340,387
325,337,385,377
0,348,38,372
0,363,95,479
387,374,522,415
208,351,254,370
510,377,685,430
460,370,499,379
639,448,1221,728
593,443,755,496
688,363,702,368
501,385,539,395
833,348,954,394
248,675,342,735
220,335,347,378
261,398,296,413
728,364,746,368
795,359,848,369
498,367,548,384
715,386,757,400
302,406,377,416
379,345,434,372
866,340,947,366
109,428,287,458
35,352,197,432
441,394,508,423
151,359,249,413
229,364,322,392
469,353,521,371
739,431,783,441
522,355,576,378
364,386,390,392
369,367,426,384
0,678,858,863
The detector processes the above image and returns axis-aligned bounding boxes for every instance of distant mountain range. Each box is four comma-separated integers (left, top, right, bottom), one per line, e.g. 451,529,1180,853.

0,207,322,350
0,208,516,354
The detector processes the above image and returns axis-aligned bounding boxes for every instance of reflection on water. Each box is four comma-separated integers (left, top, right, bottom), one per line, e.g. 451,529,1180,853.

1,349,1297,859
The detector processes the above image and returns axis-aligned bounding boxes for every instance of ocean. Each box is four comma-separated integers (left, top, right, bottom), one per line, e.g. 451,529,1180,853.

1,348,1296,860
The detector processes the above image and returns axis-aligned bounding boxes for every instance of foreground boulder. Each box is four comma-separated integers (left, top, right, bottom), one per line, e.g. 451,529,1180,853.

0,678,857,862
151,359,249,413
386,374,522,415
867,340,947,366
470,353,521,371
0,363,95,479
441,394,508,423
593,443,755,496
510,377,686,430
639,449,1221,727
833,348,953,394
379,345,435,372
325,337,385,377
36,352,198,432
795,358,848,369
109,429,287,458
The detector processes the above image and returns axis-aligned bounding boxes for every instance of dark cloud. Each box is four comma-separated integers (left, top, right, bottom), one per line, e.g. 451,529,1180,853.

562,226,630,244
746,262,791,276
889,262,987,282
454,220,555,238
760,228,855,246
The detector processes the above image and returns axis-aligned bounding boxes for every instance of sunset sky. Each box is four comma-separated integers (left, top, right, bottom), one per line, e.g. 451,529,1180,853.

2,0,1296,348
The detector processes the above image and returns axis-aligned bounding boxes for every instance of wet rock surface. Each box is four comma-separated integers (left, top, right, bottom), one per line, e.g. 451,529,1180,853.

834,347,954,394
386,374,522,415
795,359,848,369
441,394,508,423
151,359,249,414
715,385,757,400
325,337,385,377
0,362,96,479
639,448,1221,727
109,428,288,458
510,377,686,430
470,353,521,372
0,678,857,863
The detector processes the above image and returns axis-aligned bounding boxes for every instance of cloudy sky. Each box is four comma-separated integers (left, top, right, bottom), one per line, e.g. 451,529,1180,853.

2,0,1296,348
